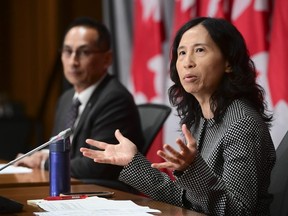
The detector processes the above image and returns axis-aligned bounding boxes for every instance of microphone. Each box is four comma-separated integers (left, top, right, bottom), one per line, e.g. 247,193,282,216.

0,128,73,172
52,128,73,141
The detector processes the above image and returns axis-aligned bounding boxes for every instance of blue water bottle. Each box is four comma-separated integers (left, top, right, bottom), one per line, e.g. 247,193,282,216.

49,137,71,196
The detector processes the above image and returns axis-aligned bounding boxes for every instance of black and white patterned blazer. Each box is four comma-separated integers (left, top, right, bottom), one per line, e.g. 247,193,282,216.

119,99,276,216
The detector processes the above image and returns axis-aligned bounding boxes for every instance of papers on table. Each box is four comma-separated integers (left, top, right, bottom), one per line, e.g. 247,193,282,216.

0,164,32,174
30,196,161,216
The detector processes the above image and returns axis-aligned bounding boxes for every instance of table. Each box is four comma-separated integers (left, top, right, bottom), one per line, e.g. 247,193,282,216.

0,158,81,188
0,184,205,216
0,159,81,187
0,167,81,188
0,168,50,188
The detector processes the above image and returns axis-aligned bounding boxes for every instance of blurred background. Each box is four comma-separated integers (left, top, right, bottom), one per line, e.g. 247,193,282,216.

0,0,103,160
0,0,287,162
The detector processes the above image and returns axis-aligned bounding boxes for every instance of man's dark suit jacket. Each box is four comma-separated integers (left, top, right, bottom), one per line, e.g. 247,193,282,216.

49,74,144,180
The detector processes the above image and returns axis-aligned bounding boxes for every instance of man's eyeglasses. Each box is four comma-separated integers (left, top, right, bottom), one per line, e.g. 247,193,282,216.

61,47,107,59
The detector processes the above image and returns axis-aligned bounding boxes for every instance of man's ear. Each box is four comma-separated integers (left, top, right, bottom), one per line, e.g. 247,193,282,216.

103,50,113,70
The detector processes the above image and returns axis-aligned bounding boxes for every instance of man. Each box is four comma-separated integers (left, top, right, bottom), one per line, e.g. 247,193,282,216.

16,17,144,180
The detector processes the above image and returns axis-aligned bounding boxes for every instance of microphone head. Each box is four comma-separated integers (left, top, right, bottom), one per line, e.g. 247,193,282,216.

58,128,73,139
49,128,73,143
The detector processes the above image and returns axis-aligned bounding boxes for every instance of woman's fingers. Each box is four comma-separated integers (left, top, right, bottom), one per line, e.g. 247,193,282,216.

80,147,97,159
80,147,112,164
85,139,107,150
182,124,197,149
151,125,198,171
151,161,174,169
114,129,124,142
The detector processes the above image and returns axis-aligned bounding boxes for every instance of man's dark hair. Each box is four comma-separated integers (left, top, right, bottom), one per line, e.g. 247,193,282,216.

63,17,111,51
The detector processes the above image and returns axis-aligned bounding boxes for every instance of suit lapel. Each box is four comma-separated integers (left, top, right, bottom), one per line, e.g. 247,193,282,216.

72,75,112,138
54,89,75,134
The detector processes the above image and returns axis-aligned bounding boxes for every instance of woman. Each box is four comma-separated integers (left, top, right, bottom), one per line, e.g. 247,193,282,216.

80,17,276,215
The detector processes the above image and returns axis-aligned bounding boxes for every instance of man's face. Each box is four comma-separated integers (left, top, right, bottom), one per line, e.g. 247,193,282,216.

61,26,112,92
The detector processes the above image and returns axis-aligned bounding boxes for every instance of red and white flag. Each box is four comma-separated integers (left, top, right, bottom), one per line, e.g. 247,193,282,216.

130,0,166,162
230,0,288,147
267,0,288,148
231,1,271,89
171,0,196,40
231,1,272,127
197,0,231,18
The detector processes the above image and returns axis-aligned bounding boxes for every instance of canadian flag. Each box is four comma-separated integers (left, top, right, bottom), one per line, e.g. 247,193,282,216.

171,0,196,40
171,0,229,37
171,0,231,51
130,0,166,162
230,0,288,147
231,1,271,98
197,0,230,18
267,0,288,148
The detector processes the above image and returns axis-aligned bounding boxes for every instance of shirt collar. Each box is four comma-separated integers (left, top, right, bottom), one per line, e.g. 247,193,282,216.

73,74,107,107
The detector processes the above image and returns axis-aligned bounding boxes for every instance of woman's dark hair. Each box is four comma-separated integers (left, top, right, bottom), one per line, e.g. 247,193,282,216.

63,17,111,52
168,17,272,129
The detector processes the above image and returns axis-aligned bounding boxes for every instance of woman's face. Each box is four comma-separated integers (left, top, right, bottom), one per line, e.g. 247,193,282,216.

176,24,230,102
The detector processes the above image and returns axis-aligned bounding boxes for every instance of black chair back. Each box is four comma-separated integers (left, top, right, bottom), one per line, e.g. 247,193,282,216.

0,117,31,161
269,130,288,216
137,103,171,155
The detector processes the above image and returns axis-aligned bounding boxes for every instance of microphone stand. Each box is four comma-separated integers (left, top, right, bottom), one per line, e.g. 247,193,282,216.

0,128,72,172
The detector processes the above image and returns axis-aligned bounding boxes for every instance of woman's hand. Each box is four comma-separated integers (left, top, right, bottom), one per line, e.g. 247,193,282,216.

151,124,197,171
80,129,138,166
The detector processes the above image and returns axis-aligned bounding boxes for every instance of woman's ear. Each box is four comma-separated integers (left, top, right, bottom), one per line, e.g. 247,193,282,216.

225,62,232,73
